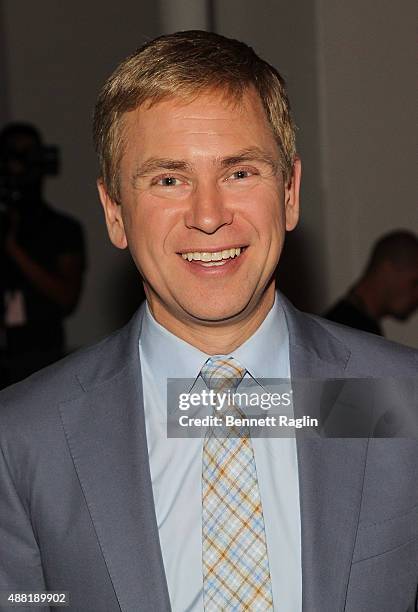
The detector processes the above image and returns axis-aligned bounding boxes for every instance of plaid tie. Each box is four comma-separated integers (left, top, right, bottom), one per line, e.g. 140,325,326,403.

201,356,274,611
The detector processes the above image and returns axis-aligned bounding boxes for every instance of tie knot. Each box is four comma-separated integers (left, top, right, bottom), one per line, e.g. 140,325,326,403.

200,356,246,392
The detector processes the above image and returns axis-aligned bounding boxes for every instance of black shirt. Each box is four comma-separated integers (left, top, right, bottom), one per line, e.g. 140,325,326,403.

324,297,382,336
1,201,85,353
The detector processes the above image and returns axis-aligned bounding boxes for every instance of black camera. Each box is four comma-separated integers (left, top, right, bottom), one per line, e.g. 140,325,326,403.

0,144,60,208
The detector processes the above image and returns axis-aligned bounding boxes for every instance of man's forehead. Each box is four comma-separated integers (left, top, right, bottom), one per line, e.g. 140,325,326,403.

120,90,276,162
124,85,267,127
117,86,282,186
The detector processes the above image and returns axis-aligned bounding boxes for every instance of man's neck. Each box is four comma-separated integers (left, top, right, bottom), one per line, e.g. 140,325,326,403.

351,276,385,319
147,286,276,355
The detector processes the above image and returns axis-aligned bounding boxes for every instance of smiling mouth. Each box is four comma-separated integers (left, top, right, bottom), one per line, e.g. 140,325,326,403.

179,247,246,267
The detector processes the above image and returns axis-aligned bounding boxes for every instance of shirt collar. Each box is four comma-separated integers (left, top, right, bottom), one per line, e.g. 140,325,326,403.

233,294,289,380
140,292,289,383
140,304,209,382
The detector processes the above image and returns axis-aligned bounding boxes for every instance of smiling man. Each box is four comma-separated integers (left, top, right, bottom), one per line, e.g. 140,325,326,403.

98,86,300,352
0,31,417,612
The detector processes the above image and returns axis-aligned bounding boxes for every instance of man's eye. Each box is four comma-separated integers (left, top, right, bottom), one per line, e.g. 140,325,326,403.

157,176,180,186
229,170,253,180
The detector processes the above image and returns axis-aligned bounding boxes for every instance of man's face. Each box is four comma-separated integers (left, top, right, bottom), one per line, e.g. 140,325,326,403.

99,88,300,331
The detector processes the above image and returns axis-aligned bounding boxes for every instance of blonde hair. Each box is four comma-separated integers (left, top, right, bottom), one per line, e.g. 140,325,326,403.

93,30,296,202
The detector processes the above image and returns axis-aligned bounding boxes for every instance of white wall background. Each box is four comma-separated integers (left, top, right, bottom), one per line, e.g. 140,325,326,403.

315,0,417,344
1,0,416,347
1,0,162,348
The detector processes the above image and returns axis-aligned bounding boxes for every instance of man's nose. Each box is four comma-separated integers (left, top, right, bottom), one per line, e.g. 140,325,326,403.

184,181,233,234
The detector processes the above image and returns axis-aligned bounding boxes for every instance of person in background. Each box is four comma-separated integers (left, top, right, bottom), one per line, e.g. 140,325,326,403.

324,230,418,335
0,123,86,387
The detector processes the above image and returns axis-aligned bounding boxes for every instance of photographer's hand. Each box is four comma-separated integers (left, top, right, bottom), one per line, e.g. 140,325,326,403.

4,208,20,258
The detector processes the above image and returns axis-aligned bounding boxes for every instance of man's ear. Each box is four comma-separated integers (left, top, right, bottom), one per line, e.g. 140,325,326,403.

97,179,128,249
284,156,301,231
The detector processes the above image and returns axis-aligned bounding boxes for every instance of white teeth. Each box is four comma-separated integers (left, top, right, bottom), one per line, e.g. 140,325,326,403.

201,260,228,267
180,247,244,262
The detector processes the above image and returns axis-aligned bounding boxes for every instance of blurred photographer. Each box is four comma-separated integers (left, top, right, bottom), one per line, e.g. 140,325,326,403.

0,123,85,387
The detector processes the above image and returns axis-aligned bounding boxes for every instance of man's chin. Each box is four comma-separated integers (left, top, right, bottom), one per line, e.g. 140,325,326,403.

172,282,275,327
182,303,250,325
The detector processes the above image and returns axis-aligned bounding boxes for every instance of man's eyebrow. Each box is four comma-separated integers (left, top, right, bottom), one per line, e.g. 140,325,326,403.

220,147,279,172
132,158,193,183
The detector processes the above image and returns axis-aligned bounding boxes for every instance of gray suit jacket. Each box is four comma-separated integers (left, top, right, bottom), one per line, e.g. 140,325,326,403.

0,295,417,612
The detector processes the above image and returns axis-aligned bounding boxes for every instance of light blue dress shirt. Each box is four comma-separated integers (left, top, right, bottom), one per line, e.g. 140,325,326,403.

139,295,302,611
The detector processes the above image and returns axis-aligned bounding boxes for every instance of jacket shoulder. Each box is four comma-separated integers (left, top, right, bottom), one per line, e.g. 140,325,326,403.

309,314,418,376
0,309,141,430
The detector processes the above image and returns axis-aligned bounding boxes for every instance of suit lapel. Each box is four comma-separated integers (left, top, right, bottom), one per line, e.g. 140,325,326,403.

59,309,171,612
281,296,369,612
